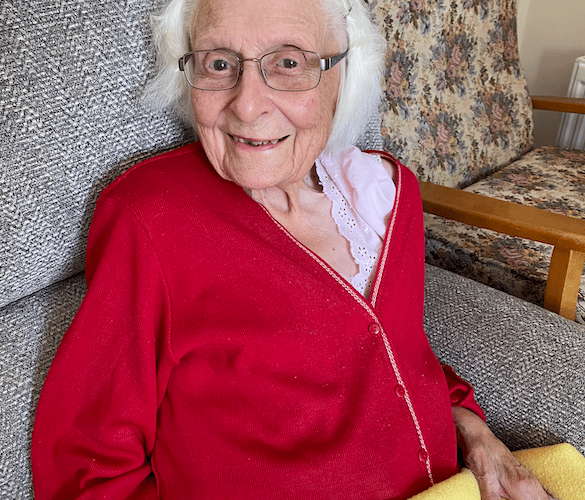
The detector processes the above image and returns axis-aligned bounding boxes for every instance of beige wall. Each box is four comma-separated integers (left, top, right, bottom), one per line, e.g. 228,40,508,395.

517,0,585,146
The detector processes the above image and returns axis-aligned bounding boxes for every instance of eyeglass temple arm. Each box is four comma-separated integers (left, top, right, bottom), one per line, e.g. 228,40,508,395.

178,53,192,72
320,49,349,71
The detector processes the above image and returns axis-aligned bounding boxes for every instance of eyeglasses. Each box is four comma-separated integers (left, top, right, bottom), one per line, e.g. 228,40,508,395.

178,47,348,92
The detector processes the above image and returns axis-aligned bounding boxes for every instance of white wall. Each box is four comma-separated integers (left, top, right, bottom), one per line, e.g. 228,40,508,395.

516,0,585,147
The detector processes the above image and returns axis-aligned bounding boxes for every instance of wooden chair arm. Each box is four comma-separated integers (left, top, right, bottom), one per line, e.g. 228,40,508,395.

531,95,585,114
420,181,585,320
420,182,585,250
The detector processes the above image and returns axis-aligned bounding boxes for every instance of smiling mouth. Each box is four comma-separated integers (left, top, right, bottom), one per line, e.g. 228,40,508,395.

229,134,289,147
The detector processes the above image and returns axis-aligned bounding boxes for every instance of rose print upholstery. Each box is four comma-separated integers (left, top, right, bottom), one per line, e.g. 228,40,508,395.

367,0,585,323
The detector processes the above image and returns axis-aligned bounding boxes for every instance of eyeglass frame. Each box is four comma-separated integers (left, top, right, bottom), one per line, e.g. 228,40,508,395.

178,47,349,92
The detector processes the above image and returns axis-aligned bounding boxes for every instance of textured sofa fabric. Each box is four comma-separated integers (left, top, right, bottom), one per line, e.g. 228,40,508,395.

1,0,584,498
0,0,195,309
0,274,86,499
1,0,192,494
424,265,585,456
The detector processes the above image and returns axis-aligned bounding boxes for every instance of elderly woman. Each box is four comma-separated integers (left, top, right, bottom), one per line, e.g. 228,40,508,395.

32,0,552,498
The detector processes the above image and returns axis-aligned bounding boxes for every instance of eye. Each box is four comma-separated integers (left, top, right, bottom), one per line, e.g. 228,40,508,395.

209,59,231,72
199,50,238,74
278,58,299,69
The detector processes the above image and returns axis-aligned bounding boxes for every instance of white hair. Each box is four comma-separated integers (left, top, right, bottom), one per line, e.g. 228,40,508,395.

142,0,386,156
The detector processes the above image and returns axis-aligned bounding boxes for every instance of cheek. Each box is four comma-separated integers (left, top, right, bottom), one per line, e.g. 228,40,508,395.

309,76,339,128
290,92,336,133
190,89,224,129
191,91,209,125
190,92,228,172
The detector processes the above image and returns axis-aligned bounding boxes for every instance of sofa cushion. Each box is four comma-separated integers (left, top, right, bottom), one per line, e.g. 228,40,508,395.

0,273,86,500
424,264,585,455
424,146,585,324
0,0,195,308
368,0,533,188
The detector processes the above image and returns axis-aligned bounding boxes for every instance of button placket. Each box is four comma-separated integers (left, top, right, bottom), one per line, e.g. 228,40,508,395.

368,319,434,485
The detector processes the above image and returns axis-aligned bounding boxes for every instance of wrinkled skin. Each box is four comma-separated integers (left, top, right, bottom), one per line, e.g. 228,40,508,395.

453,407,555,500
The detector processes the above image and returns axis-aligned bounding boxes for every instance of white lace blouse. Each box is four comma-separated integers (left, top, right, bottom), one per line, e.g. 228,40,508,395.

316,146,396,298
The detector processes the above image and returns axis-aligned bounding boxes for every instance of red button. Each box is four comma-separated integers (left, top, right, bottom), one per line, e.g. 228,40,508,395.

395,384,405,398
418,449,429,463
368,323,381,335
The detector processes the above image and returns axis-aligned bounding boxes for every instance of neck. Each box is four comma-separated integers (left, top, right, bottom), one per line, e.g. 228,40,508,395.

247,166,359,282
247,166,323,217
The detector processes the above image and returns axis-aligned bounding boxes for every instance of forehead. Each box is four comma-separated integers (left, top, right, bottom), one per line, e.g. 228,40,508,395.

192,0,329,52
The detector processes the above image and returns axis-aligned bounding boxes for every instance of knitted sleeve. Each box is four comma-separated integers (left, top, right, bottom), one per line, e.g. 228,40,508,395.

442,363,486,420
32,193,176,499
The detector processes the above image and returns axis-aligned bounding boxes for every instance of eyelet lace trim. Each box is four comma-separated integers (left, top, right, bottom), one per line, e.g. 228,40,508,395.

316,147,396,298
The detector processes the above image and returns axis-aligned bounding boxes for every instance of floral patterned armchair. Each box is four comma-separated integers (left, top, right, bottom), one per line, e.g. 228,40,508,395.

368,0,585,323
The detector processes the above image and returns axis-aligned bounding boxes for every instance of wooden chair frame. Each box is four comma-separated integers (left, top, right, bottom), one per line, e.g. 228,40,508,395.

421,96,585,321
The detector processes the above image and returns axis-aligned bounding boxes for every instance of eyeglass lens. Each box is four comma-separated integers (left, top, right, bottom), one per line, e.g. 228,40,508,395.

184,49,323,91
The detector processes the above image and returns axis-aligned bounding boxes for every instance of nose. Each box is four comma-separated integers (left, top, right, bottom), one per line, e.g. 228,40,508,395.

229,60,274,124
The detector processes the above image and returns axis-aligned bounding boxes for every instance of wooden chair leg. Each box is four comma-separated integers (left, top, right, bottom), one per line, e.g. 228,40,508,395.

544,247,585,321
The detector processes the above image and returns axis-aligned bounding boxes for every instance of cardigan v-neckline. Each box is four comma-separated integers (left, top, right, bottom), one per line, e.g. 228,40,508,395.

248,150,404,314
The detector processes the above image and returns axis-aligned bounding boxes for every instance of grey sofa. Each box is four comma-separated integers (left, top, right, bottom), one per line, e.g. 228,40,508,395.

1,0,584,498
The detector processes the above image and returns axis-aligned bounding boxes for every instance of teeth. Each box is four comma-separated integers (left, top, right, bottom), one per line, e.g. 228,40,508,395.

232,136,281,146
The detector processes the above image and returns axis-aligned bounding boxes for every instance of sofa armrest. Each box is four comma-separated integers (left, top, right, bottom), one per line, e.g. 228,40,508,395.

420,181,585,321
423,264,585,454
531,96,585,114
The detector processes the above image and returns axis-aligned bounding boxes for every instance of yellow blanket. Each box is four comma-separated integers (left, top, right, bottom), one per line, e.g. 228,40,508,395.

408,443,585,500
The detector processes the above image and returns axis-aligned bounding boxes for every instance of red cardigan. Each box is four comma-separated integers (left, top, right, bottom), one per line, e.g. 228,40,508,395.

32,142,483,500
